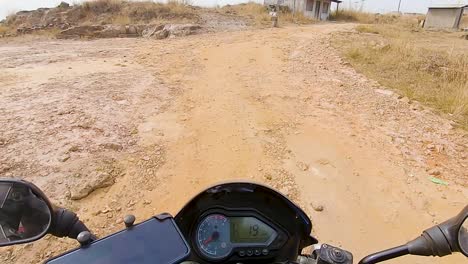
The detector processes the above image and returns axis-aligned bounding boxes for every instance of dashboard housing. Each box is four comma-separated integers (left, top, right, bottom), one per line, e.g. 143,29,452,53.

175,182,317,263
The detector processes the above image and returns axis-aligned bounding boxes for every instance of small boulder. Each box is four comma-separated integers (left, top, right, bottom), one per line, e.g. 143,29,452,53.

142,25,165,38
374,89,393,96
311,203,324,212
296,162,309,171
400,97,411,104
101,143,123,151
428,169,441,176
58,154,70,162
153,29,170,39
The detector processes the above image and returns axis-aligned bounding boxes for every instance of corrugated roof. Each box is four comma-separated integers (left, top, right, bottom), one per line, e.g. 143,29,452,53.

428,4,468,9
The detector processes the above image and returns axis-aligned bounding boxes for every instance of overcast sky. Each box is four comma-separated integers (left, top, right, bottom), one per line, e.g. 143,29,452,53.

1,0,468,20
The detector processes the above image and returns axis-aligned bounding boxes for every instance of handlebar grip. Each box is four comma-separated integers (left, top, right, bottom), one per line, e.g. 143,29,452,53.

49,208,96,241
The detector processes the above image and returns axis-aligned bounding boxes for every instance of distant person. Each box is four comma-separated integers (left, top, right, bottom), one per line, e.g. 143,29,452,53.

269,5,279,27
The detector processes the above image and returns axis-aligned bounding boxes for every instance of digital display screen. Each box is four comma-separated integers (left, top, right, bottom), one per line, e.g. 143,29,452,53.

230,217,276,244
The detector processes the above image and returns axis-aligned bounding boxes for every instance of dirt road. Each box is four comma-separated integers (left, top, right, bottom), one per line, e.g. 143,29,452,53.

1,24,467,263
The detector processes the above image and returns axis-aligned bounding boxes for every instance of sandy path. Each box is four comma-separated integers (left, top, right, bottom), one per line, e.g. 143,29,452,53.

1,24,467,263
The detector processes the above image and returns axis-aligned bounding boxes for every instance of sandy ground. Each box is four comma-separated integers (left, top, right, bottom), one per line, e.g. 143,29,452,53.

0,24,467,263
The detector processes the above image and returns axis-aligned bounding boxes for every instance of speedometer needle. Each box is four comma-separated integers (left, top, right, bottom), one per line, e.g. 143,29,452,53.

203,237,213,245
203,231,219,245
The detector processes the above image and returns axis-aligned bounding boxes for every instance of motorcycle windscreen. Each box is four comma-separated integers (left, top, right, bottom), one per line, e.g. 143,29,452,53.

46,216,190,264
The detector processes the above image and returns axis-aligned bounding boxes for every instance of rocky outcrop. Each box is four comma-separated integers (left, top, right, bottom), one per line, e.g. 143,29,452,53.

57,24,146,39
8,7,73,33
142,24,202,39
57,23,202,39
4,1,202,37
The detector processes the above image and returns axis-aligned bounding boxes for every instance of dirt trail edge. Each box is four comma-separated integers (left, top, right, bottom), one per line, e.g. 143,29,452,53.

0,24,466,264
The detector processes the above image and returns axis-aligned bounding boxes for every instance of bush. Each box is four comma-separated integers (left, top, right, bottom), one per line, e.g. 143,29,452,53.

127,2,197,22
82,0,123,14
281,10,316,24
330,9,375,23
77,0,198,24
0,25,12,36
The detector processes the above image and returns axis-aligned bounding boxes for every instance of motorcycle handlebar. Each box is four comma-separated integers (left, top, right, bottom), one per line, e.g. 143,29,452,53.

49,208,96,241
358,245,409,264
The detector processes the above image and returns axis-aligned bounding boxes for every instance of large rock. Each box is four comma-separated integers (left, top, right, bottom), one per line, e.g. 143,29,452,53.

142,25,169,39
70,171,116,200
164,24,202,37
143,24,202,39
57,24,145,39
57,25,105,39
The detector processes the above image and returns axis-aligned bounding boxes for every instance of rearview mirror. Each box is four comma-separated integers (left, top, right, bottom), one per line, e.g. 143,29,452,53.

0,179,54,247
459,215,468,256
359,205,468,264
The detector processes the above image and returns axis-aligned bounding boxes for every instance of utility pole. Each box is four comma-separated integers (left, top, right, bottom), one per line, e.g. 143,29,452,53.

397,0,402,14
359,0,365,12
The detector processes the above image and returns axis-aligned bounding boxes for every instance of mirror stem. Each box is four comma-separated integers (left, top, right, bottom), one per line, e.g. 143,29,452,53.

358,245,409,264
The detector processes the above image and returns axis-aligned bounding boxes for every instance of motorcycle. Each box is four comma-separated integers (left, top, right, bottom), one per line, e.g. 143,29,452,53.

0,178,467,264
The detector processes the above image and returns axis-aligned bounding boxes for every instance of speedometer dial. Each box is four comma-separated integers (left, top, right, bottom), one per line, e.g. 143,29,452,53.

196,214,232,260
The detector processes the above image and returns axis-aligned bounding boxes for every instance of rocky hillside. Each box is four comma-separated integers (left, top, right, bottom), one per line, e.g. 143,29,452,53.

0,1,255,39
3,1,199,29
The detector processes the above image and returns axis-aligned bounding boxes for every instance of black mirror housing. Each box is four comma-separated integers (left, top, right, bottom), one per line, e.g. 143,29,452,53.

0,178,55,247
439,205,468,257
407,205,468,257
359,205,468,264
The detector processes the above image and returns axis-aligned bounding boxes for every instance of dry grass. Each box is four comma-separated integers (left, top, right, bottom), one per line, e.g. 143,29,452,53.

221,3,270,26
82,0,123,14
330,9,376,23
0,25,11,35
111,15,132,25
355,24,379,34
333,24,468,128
31,28,62,37
78,0,199,24
330,9,418,25
281,11,316,24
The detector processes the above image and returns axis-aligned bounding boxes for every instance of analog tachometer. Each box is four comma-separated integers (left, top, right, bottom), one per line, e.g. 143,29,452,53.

196,214,232,260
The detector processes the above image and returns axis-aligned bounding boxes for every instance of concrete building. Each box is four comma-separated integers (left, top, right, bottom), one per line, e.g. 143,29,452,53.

424,4,467,29
264,0,342,20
